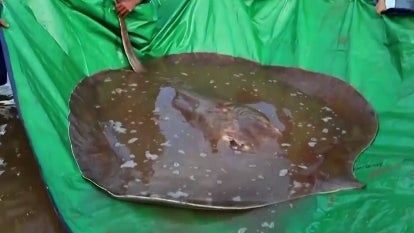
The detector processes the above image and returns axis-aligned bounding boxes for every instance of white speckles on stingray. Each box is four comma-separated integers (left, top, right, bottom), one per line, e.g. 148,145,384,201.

292,181,302,189
145,151,159,160
279,169,288,177
167,190,189,198
0,158,6,167
120,160,137,168
297,164,308,170
153,107,160,113
150,194,161,198
114,142,125,147
321,106,333,112
128,138,138,144
160,140,172,147
172,170,180,175
114,88,127,94
232,196,242,202
108,120,127,134
322,117,332,122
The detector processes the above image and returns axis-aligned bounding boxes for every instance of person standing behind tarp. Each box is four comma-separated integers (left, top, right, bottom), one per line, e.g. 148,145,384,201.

374,0,414,14
0,1,9,86
0,45,7,86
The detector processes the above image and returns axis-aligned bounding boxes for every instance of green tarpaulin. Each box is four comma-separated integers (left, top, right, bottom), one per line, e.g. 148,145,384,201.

2,0,414,232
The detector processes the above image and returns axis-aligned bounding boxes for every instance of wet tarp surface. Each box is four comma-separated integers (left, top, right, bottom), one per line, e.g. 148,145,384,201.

2,0,414,232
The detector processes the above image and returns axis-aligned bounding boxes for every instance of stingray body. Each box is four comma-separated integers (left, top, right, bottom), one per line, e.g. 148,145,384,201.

68,53,378,210
172,89,282,154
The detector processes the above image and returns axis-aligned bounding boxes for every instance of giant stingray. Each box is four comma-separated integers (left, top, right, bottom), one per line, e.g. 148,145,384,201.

67,7,378,210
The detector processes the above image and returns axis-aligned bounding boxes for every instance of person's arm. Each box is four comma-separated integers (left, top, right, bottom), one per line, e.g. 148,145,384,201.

0,19,8,28
375,0,386,14
115,0,144,18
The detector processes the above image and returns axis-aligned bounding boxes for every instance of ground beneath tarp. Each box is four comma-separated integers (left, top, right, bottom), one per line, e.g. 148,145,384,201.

0,85,65,233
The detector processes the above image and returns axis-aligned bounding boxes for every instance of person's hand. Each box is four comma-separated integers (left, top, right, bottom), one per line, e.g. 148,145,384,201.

0,19,8,28
115,0,143,18
375,0,386,15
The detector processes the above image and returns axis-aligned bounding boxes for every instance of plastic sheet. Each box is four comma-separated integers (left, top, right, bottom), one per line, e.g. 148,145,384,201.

2,0,414,232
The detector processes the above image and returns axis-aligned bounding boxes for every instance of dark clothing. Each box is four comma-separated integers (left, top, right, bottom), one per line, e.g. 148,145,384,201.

374,0,414,14
0,43,6,85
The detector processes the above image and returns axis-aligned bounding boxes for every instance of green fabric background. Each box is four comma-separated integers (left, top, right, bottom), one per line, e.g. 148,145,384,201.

2,0,414,232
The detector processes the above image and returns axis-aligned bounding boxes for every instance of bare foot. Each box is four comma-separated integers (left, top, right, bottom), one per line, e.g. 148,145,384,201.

375,0,386,15
0,19,8,28
115,0,143,18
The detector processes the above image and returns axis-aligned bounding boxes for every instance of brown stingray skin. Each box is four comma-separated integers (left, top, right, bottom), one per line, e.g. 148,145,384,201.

68,53,378,210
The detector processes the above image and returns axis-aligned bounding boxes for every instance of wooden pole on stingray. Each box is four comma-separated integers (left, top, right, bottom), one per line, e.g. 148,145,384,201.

114,0,146,73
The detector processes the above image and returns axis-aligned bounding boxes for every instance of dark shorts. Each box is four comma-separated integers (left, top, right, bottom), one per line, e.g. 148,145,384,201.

374,0,414,14
0,41,6,86
0,3,6,86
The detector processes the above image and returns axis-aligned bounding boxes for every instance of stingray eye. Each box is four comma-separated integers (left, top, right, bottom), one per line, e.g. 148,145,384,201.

229,139,238,148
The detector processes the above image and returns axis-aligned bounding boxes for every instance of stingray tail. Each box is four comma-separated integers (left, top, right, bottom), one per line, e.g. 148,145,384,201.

316,177,365,193
115,0,145,73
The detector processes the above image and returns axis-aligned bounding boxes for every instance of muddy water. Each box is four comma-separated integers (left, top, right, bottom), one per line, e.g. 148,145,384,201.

0,84,65,233
69,53,377,210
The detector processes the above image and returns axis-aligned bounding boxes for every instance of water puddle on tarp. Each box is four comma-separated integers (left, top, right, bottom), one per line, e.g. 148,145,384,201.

0,84,65,233
69,53,378,210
